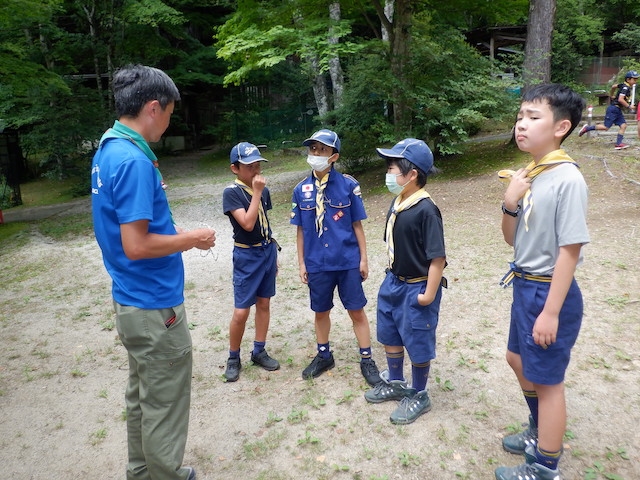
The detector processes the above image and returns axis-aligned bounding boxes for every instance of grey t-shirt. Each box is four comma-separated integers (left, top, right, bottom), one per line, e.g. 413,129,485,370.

514,163,590,276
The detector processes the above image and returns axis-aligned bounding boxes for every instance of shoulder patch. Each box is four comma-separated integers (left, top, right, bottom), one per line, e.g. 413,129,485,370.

353,185,361,196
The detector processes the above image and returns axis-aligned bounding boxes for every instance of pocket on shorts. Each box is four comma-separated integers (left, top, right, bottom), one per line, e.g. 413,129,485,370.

408,298,438,331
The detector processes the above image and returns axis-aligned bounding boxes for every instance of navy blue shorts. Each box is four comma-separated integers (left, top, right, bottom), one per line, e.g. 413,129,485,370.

507,276,583,385
232,242,277,309
376,272,442,364
603,105,626,128
307,268,367,312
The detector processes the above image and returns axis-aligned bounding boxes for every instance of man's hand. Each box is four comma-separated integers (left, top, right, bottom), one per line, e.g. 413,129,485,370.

191,228,216,251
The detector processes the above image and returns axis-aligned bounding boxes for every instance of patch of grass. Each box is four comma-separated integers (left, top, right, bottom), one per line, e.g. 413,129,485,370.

242,429,286,459
19,177,81,207
0,222,31,247
90,427,107,445
38,212,93,239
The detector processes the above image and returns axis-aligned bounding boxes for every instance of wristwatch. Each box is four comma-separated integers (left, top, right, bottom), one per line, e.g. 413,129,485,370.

501,202,521,217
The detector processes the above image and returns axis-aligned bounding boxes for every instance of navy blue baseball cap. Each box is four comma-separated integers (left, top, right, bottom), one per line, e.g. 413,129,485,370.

376,138,434,174
625,70,639,79
230,142,268,164
302,129,341,153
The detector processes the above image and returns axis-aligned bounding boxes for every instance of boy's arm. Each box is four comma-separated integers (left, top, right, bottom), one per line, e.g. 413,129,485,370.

532,243,582,347
352,220,369,281
229,175,266,232
417,257,446,305
296,226,308,284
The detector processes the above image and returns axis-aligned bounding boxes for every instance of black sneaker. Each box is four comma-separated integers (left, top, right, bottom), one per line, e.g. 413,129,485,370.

251,349,280,371
302,352,335,380
224,357,241,382
360,357,381,386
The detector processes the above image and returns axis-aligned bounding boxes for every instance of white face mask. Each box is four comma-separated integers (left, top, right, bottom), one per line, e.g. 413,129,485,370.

307,154,331,172
385,173,409,195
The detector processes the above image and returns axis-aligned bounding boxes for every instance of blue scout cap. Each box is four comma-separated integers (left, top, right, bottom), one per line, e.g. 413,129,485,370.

230,142,268,164
302,129,341,153
376,138,434,175
625,70,639,79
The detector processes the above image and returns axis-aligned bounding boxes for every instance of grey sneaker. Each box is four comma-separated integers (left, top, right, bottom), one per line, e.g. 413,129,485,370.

524,443,537,464
302,352,335,379
390,389,432,424
364,370,415,403
360,357,381,386
251,349,280,371
495,461,560,480
502,415,538,454
185,467,196,480
224,357,241,382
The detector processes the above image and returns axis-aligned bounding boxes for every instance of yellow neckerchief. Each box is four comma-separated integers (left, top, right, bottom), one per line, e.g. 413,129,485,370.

498,149,578,231
385,188,432,268
234,179,269,239
314,171,330,237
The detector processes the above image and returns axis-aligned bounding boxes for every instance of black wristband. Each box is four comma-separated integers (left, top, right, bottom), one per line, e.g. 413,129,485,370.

502,202,521,217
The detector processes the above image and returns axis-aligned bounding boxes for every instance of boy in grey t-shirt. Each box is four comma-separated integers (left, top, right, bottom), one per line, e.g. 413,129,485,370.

496,84,589,480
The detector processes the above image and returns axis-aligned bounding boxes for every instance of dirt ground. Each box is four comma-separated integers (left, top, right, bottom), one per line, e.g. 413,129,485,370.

0,134,639,480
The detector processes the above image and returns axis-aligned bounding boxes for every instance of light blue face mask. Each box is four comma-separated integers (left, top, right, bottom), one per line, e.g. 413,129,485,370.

385,173,409,195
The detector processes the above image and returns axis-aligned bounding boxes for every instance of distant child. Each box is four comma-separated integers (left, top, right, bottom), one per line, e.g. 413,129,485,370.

496,84,589,480
364,138,446,425
290,129,381,386
579,70,639,149
222,142,280,382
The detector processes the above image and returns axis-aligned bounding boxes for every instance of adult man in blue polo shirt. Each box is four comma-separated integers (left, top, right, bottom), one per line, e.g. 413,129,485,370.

92,64,215,480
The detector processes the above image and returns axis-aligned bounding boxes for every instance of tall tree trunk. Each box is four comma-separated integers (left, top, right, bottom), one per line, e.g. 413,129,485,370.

522,0,556,91
328,2,344,109
381,0,394,42
310,56,330,118
373,0,412,129
81,1,104,103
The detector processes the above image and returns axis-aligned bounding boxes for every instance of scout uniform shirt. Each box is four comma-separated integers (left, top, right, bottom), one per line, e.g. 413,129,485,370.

290,167,366,273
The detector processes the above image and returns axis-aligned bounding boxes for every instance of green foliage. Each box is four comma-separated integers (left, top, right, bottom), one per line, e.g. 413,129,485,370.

552,0,605,85
332,22,518,171
613,24,640,54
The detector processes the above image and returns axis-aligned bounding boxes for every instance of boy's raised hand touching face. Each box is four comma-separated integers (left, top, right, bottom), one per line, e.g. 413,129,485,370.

504,168,531,209
252,173,266,194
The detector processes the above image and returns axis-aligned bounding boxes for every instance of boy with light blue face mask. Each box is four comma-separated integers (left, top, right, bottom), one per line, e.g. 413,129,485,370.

364,138,447,425
290,129,381,386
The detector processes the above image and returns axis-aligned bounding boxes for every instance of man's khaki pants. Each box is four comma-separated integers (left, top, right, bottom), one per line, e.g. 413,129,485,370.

115,302,193,480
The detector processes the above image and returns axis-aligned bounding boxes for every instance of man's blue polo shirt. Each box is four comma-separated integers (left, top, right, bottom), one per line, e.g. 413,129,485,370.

91,137,184,309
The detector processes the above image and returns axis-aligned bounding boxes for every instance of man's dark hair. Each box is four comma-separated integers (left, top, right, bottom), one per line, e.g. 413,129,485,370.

521,83,585,143
113,64,180,118
386,158,428,188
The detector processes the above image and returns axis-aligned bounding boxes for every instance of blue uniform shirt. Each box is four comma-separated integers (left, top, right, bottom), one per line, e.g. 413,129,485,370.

91,137,185,309
290,167,367,273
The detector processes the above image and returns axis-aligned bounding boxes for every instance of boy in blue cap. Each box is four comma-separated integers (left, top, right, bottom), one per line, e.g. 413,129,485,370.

579,70,639,149
364,138,447,425
496,83,589,480
290,129,381,386
222,142,280,382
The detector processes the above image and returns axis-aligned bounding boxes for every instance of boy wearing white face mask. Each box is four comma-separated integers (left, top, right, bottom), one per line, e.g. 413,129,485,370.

364,138,447,425
290,129,381,386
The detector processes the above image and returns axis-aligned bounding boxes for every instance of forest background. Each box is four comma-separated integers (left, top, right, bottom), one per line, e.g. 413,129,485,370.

2,0,640,208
